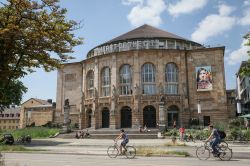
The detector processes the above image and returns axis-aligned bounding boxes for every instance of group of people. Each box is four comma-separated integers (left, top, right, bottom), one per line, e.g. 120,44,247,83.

75,129,90,139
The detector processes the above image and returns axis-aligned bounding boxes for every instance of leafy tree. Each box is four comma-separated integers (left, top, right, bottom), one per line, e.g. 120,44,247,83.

240,31,250,75
0,0,83,108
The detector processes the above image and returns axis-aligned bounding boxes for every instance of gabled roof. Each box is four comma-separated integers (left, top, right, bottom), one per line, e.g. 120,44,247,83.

106,24,188,44
22,98,51,105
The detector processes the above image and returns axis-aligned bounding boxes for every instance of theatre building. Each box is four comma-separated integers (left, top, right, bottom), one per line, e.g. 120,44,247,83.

55,24,231,130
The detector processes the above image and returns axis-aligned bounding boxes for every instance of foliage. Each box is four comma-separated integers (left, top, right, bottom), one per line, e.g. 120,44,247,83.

228,118,245,129
240,31,250,76
214,121,228,131
136,146,190,157
0,127,60,139
0,0,83,108
0,79,27,111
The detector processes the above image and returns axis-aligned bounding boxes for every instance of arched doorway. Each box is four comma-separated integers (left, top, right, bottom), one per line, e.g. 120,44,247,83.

143,105,156,128
167,105,179,127
120,106,132,128
87,109,92,128
102,107,110,128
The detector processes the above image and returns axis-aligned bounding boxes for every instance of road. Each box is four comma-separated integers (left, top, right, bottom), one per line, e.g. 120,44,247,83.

2,153,250,166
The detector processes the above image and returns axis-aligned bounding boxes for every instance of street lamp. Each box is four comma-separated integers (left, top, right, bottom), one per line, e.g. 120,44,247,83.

197,100,201,114
236,99,242,114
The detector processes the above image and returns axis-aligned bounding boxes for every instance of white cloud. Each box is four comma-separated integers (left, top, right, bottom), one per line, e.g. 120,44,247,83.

244,0,250,6
226,39,249,65
122,0,143,5
239,9,250,26
167,0,208,17
191,4,236,43
123,0,166,27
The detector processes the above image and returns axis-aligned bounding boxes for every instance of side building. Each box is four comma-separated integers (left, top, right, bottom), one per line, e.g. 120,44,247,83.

55,24,232,130
0,106,20,130
19,98,55,128
236,61,250,115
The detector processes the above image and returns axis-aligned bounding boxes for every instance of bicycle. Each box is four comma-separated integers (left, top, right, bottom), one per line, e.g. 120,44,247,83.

233,133,248,144
107,141,136,159
196,141,232,161
16,135,32,144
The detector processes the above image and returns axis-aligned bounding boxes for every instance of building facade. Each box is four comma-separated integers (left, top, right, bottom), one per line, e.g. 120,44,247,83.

20,98,55,128
0,106,20,130
55,24,231,129
236,61,250,115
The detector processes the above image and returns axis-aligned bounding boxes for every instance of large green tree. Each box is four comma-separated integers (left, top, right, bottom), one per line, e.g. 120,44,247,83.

0,0,83,108
240,31,250,76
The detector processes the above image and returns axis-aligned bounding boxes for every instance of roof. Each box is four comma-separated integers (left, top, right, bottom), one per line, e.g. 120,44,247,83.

22,98,51,105
106,24,188,43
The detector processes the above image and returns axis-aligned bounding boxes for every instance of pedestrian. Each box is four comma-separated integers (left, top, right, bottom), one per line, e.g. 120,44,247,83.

179,126,185,141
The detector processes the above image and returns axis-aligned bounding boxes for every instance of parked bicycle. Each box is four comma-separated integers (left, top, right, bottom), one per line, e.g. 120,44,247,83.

107,141,136,159
233,133,248,144
196,141,232,161
16,135,32,144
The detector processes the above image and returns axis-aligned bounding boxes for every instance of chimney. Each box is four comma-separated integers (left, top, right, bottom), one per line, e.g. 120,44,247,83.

47,99,52,104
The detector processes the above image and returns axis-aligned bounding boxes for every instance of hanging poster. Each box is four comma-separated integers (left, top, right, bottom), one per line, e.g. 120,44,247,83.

196,66,212,91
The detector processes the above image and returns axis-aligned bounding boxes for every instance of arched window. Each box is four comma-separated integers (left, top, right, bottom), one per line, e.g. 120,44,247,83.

119,64,132,95
87,70,94,98
165,63,178,94
141,63,156,94
101,67,110,96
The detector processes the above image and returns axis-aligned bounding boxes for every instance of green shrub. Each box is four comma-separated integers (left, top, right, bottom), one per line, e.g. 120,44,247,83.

228,118,245,129
0,127,60,139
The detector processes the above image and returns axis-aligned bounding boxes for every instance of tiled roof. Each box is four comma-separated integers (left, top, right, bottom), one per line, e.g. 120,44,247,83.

106,24,188,44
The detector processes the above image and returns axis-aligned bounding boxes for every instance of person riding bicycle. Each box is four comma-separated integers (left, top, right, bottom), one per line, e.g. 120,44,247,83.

115,129,129,155
205,124,221,157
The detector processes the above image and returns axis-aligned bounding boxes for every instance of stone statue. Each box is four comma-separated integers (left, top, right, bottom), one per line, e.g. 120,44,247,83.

134,83,139,95
64,99,69,106
112,85,117,98
158,83,164,94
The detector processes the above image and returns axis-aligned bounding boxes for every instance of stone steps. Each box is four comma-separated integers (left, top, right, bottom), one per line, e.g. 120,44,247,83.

57,128,159,139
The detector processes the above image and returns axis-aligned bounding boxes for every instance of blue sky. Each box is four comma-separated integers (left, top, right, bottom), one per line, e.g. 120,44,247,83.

20,0,250,103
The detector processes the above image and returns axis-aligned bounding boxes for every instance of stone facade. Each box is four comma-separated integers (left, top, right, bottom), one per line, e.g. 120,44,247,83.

20,98,54,128
55,25,233,129
0,107,20,130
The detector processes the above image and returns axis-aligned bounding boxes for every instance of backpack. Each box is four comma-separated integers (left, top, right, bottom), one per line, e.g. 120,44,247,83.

217,130,226,139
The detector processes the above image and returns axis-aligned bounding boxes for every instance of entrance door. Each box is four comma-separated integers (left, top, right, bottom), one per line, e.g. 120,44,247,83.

203,116,210,126
102,108,110,128
167,105,179,127
87,110,92,128
121,106,132,128
143,106,156,128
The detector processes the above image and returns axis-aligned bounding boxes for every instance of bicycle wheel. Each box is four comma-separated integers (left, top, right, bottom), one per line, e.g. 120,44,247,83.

196,146,210,160
219,147,232,161
107,146,119,158
219,141,228,151
125,146,136,159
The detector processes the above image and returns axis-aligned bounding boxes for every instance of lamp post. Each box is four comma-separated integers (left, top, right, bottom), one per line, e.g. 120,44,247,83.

236,99,242,115
197,100,201,126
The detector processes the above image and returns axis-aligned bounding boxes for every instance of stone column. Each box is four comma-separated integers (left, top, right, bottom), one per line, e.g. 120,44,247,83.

158,102,166,131
62,99,70,133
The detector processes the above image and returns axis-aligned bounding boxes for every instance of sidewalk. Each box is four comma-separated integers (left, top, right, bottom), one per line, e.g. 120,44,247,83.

24,138,250,159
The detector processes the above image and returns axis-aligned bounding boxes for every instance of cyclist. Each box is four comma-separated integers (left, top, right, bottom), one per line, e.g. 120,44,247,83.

115,129,129,155
205,124,221,157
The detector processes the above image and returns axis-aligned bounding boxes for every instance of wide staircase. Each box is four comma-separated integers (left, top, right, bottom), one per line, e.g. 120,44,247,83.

57,128,159,139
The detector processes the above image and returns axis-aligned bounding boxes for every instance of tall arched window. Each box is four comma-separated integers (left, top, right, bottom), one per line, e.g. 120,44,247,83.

101,67,110,96
141,63,156,94
165,63,178,94
87,70,94,98
119,64,132,95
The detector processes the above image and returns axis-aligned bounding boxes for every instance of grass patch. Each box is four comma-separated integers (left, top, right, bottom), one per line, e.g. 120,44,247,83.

0,127,60,139
137,146,190,157
0,145,41,152
163,141,186,146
